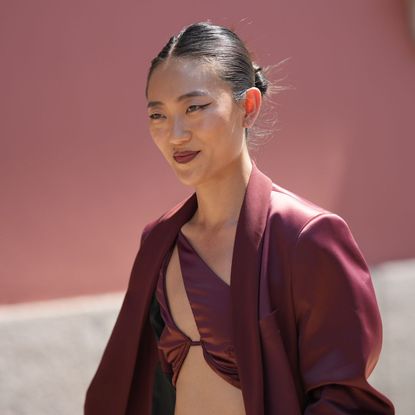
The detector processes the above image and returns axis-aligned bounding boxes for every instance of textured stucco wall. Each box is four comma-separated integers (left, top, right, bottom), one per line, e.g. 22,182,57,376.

1,0,414,305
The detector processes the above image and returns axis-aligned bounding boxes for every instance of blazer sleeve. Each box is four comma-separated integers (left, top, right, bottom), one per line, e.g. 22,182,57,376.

139,220,158,248
291,213,395,414
136,217,163,253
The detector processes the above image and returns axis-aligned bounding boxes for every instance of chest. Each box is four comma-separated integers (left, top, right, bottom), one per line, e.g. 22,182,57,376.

163,226,236,339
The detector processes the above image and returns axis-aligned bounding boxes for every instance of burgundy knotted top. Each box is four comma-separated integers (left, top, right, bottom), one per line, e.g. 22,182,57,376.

155,229,240,389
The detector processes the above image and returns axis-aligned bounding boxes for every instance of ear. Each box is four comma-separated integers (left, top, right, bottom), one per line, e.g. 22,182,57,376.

243,87,262,128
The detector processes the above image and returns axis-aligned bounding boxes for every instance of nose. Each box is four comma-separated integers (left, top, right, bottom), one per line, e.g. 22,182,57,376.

170,115,191,143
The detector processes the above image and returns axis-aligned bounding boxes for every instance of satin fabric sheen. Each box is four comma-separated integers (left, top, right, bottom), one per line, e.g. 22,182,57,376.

84,160,395,415
156,229,240,389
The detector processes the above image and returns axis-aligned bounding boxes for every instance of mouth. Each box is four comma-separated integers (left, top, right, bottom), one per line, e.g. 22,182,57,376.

173,151,201,164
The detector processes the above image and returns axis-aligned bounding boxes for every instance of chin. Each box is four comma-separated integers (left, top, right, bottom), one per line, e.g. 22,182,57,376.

174,167,207,189
178,175,203,188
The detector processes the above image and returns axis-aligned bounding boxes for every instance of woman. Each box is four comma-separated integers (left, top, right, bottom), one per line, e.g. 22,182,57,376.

84,22,395,415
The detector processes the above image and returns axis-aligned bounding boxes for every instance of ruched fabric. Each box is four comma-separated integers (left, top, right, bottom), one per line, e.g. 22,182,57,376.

155,229,240,389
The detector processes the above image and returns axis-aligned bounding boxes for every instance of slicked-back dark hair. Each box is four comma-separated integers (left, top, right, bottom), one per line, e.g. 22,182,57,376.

145,20,291,148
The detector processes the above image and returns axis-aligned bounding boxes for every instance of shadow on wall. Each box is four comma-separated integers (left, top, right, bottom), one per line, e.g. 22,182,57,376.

0,260,414,414
404,0,415,42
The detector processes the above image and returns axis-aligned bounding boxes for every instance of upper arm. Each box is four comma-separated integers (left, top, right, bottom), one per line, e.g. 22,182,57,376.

291,213,394,413
139,219,160,249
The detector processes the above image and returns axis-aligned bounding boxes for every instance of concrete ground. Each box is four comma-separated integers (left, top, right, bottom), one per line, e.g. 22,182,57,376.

0,293,123,415
0,259,414,415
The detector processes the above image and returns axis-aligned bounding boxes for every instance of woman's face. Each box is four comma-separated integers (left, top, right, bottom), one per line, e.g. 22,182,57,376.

146,58,250,187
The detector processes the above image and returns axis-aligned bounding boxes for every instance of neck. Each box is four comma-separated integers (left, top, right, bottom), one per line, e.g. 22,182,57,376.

190,153,253,233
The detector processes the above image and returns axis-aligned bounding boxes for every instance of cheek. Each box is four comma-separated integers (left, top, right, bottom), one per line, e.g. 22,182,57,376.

202,114,241,154
149,124,168,145
196,110,229,137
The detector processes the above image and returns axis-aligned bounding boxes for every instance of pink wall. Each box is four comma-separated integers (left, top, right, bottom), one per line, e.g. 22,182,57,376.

1,0,414,304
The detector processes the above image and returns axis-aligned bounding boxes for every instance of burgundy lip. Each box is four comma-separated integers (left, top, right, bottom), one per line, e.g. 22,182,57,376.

173,151,200,163
173,150,200,156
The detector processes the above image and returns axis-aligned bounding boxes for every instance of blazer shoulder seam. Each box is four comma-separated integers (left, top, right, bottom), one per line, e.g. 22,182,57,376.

294,212,342,247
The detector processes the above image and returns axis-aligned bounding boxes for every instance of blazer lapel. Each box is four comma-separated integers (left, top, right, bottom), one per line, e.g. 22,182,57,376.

85,186,197,414
230,160,272,415
85,160,273,415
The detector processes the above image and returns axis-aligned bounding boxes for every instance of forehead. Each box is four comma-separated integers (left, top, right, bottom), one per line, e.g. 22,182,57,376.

147,58,232,102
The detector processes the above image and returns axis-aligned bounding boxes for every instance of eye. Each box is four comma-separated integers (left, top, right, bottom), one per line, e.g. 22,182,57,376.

149,113,165,120
186,103,211,113
149,103,211,120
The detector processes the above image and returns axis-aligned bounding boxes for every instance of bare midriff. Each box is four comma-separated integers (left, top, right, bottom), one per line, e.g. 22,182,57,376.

162,224,246,415
174,345,245,415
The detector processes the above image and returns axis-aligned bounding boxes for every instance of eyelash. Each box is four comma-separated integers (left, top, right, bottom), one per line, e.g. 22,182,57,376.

149,103,210,120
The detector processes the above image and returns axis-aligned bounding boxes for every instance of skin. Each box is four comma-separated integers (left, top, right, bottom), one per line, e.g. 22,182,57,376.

146,57,262,415
146,57,262,233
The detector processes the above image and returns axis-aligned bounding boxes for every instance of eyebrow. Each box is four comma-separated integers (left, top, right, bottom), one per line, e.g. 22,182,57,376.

147,90,209,108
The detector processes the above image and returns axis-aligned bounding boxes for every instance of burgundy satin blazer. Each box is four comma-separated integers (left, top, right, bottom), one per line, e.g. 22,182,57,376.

84,160,395,414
